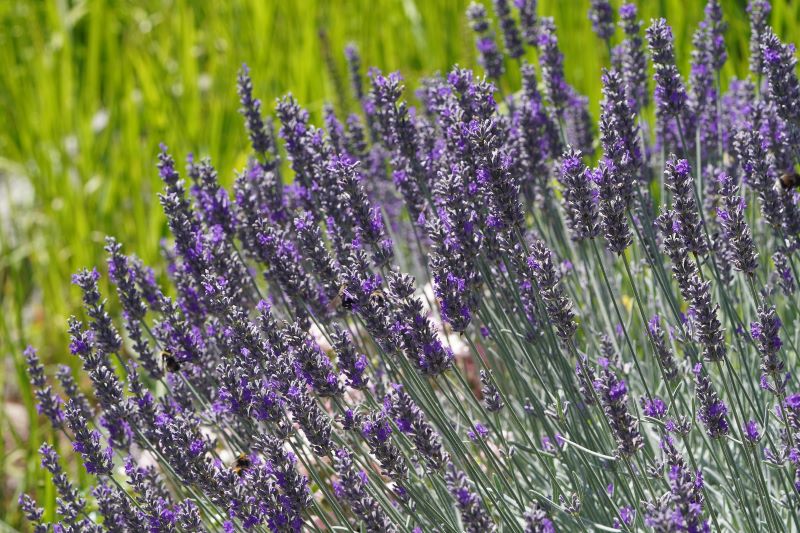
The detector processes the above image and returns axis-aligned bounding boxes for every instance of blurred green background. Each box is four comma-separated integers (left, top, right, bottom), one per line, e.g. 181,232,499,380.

2,0,800,528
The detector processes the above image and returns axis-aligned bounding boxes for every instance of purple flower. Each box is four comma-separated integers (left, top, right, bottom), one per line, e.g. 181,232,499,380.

467,3,505,80
642,396,668,419
538,17,570,113
515,0,538,46
694,364,729,439
743,420,761,444
445,463,497,533
558,148,600,241
492,0,524,59
467,423,490,441
748,0,771,74
647,19,688,120
588,0,615,41
716,174,758,274
595,367,643,457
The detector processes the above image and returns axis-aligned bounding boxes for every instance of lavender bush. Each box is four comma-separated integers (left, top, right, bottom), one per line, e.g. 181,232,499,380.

21,1,800,531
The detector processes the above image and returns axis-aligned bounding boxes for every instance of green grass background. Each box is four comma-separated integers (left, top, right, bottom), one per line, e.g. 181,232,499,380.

2,0,800,528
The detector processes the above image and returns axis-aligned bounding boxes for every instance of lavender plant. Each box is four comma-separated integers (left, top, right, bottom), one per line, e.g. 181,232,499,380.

21,2,800,532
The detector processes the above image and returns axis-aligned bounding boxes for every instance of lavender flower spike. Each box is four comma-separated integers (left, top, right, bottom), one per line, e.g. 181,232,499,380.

515,0,538,47
386,385,450,472
772,250,796,296
467,3,505,80
524,501,555,533
64,399,113,475
237,64,275,157
595,366,643,457
752,304,785,388
480,370,505,412
493,0,524,59
762,29,800,124
648,315,680,382
589,0,615,42
618,3,649,111
687,273,726,363
717,173,758,275
664,155,707,255
558,148,599,242
704,0,727,71
594,162,632,255
748,0,772,75
538,17,570,114
344,43,365,102
333,448,398,533
445,463,497,533
645,436,709,531
527,238,577,341
19,494,47,533
25,346,64,428
647,19,688,121
693,364,729,439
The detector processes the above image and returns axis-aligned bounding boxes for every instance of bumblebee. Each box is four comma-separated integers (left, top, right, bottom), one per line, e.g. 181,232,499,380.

779,171,800,190
232,453,251,476
368,289,386,308
162,350,181,373
339,286,357,311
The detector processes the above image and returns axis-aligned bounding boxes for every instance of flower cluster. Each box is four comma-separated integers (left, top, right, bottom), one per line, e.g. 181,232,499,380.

21,2,800,532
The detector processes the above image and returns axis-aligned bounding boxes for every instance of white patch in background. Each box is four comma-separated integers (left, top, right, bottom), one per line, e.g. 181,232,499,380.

308,321,332,353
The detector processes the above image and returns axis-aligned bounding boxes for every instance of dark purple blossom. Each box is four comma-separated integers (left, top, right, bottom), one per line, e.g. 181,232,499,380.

492,0,524,59
538,17,569,113
618,3,649,111
588,0,614,42
595,367,643,457
467,3,505,80
748,0,772,75
515,0,538,46
557,148,599,241
717,174,758,274
647,19,688,121
445,463,497,533
694,364,729,439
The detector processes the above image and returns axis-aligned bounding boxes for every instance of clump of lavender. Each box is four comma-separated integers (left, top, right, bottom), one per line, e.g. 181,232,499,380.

22,5,800,532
